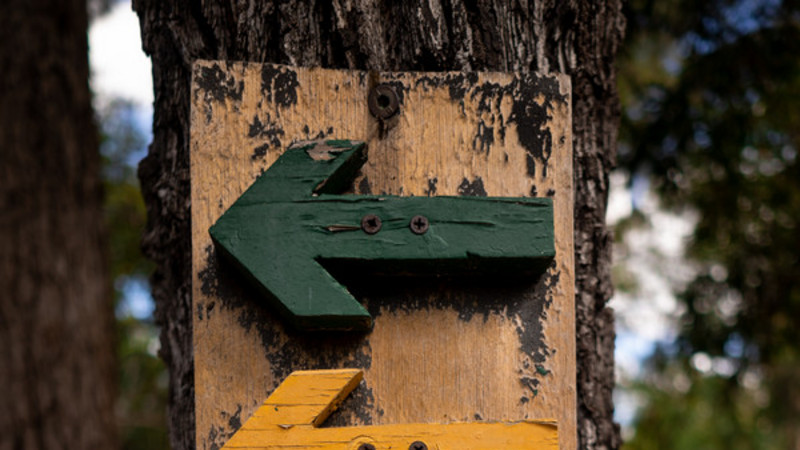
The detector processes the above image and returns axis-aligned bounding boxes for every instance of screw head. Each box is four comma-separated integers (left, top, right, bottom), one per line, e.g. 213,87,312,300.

409,441,428,450
358,444,376,450
361,214,382,234
409,215,429,235
368,84,400,120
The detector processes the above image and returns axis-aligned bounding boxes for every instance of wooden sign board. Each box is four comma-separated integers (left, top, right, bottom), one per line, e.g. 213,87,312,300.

190,61,575,449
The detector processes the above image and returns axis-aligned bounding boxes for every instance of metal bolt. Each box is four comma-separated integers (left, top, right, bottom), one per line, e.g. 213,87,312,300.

409,215,429,235
358,444,376,450
409,441,428,450
368,84,400,120
361,214,382,234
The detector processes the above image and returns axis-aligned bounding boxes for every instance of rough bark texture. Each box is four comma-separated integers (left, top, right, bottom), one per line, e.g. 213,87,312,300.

132,1,624,448
0,0,117,448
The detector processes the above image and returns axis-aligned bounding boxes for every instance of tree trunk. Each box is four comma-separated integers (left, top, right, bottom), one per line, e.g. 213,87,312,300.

0,0,117,448
133,1,624,448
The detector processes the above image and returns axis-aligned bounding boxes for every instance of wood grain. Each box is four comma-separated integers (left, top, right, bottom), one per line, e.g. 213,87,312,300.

222,369,558,449
191,62,574,449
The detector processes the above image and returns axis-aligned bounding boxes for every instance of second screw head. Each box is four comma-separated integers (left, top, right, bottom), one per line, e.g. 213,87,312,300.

361,214,382,234
409,215,429,235
409,441,428,450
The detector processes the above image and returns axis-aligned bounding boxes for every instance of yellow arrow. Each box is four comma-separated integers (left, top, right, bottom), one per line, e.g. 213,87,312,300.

222,369,558,449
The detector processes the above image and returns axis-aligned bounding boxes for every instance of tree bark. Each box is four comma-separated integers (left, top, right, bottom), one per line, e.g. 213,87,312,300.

0,0,117,448
133,1,624,448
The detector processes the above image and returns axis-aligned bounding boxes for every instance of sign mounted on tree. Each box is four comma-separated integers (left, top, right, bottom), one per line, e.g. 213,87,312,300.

209,139,555,331
191,62,576,450
221,369,558,449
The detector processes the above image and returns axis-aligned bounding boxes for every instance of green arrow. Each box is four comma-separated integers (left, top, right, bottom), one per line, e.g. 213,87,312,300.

209,140,555,331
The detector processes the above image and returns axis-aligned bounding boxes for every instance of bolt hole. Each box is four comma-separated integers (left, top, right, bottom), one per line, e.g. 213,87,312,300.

377,94,391,108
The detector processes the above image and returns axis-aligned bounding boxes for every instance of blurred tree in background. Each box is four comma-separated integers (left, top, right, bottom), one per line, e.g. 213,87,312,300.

87,0,168,445
98,99,169,449
618,0,800,448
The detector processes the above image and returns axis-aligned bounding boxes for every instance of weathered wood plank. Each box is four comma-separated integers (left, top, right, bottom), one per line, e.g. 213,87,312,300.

191,62,575,450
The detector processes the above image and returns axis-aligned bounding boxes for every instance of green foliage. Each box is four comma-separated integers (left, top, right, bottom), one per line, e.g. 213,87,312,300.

116,315,169,450
98,99,168,449
619,0,800,446
626,359,786,449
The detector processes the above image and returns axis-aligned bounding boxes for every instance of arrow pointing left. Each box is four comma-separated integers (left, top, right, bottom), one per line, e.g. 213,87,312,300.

210,139,555,331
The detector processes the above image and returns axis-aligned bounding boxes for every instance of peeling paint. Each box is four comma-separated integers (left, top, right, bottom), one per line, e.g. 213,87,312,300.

252,144,270,161
248,114,284,155
196,64,244,103
198,245,376,424
507,75,565,178
425,177,438,196
358,176,372,195
261,64,299,108
472,120,494,154
457,177,487,197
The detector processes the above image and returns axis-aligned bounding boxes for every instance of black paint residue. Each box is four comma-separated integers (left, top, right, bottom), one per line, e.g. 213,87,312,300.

197,64,244,103
204,403,242,450
472,120,494,154
261,64,299,107
206,300,215,319
228,404,242,431
252,144,269,160
507,74,565,178
466,74,566,178
248,114,285,159
331,260,561,401
527,155,536,178
530,185,538,197
414,72,478,104
413,72,566,169
325,380,375,427
377,79,407,107
425,177,438,196
303,126,334,141
470,81,506,114
198,245,376,424
358,176,372,195
520,375,540,395
546,189,556,197
457,177,487,197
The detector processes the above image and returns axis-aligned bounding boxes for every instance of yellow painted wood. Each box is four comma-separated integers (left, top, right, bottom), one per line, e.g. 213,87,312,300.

255,369,363,427
191,62,576,450
222,370,558,449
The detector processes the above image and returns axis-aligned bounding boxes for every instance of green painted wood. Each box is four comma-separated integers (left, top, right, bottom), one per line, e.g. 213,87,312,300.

209,139,555,331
